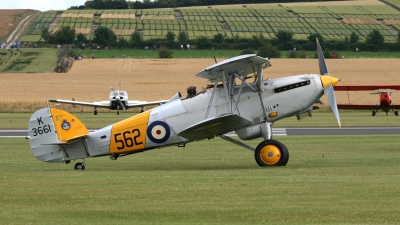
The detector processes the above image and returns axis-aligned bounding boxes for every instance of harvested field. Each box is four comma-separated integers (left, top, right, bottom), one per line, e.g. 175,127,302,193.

1,58,400,111
342,18,380,24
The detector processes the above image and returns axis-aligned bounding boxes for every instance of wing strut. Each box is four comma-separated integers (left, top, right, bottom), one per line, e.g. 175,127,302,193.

204,73,221,120
221,71,232,113
220,134,255,151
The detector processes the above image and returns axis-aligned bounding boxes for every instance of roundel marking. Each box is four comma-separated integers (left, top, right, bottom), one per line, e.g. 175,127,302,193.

147,121,170,143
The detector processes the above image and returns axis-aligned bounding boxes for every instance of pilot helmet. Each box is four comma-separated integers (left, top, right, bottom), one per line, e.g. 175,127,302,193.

187,86,196,94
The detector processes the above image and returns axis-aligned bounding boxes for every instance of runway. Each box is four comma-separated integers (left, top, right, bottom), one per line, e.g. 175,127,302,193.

2,127,400,138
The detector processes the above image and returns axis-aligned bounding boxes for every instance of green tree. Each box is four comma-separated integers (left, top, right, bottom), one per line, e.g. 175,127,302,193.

117,37,129,48
275,30,293,50
258,43,280,58
50,26,76,44
158,46,173,58
75,33,87,49
365,29,384,52
233,34,240,44
350,31,359,44
177,31,188,45
213,33,225,44
165,31,176,48
397,32,400,51
196,36,212,50
76,33,87,43
304,33,324,50
41,28,50,43
92,26,117,46
251,33,266,48
130,30,142,48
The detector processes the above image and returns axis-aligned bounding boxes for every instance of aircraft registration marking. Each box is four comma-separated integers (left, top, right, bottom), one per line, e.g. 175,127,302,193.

110,110,151,154
31,117,52,136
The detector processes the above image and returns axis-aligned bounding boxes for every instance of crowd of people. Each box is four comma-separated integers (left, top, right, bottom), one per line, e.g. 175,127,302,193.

1,41,20,49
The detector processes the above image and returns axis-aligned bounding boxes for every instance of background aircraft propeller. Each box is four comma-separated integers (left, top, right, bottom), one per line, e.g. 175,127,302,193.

317,38,341,127
110,83,126,112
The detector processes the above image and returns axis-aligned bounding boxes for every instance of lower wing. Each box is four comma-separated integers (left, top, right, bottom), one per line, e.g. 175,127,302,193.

48,99,110,108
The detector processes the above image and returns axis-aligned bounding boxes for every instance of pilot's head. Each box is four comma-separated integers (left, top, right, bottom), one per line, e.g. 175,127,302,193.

187,86,196,96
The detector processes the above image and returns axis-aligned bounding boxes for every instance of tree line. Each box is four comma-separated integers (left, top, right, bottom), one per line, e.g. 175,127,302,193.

42,25,400,53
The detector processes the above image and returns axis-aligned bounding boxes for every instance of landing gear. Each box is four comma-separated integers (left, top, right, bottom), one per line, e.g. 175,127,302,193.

74,159,86,170
254,140,289,167
94,108,98,115
395,110,398,116
372,110,376,116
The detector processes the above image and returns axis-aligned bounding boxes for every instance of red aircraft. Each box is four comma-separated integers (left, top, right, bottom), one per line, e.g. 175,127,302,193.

335,85,400,116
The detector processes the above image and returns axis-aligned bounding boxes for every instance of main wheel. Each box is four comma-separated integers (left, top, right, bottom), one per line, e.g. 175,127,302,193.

395,110,398,116
74,162,85,170
372,111,376,116
254,140,289,167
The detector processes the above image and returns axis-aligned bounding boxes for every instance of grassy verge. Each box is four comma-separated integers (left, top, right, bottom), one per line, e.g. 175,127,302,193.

1,110,398,130
1,135,399,224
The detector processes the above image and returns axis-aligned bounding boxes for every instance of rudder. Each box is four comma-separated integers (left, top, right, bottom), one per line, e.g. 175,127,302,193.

28,108,89,163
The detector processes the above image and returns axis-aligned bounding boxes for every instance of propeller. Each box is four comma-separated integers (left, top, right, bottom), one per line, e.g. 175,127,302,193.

110,83,126,114
317,38,341,128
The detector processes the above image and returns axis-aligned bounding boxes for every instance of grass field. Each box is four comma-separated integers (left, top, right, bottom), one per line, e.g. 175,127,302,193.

0,110,399,130
0,48,57,73
1,135,400,224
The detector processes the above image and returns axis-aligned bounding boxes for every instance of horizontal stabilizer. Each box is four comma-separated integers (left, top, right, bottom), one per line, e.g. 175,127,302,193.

178,113,251,141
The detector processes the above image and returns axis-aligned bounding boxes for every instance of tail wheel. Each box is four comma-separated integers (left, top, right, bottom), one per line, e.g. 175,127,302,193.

255,140,289,167
74,162,85,170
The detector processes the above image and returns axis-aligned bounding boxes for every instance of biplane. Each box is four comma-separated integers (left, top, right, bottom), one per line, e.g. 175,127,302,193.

49,82,166,115
335,85,400,116
27,39,341,169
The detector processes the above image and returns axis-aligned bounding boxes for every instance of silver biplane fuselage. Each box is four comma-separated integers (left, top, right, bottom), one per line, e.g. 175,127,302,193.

28,43,341,169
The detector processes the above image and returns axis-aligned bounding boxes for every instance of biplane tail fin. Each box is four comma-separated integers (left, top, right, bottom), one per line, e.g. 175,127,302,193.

27,108,89,163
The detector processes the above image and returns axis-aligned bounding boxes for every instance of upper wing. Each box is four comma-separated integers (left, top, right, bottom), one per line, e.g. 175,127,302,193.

127,99,167,107
178,113,252,141
196,54,269,82
48,99,110,108
335,85,400,91
338,104,400,109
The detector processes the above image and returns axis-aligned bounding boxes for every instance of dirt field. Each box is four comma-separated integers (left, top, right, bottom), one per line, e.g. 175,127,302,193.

1,58,400,111
0,9,39,42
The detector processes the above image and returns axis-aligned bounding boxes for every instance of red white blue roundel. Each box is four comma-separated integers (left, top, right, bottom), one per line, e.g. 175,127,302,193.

147,121,170,143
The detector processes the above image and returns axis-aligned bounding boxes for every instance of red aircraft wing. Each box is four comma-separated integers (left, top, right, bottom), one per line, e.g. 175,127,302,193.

335,85,400,91
334,85,400,110
337,104,400,110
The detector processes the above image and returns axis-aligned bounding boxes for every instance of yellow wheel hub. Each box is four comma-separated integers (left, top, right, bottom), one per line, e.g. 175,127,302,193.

259,145,281,165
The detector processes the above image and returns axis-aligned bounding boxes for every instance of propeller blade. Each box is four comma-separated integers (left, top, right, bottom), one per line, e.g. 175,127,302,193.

317,38,329,76
325,85,341,128
116,98,126,110
110,86,116,95
317,37,341,127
